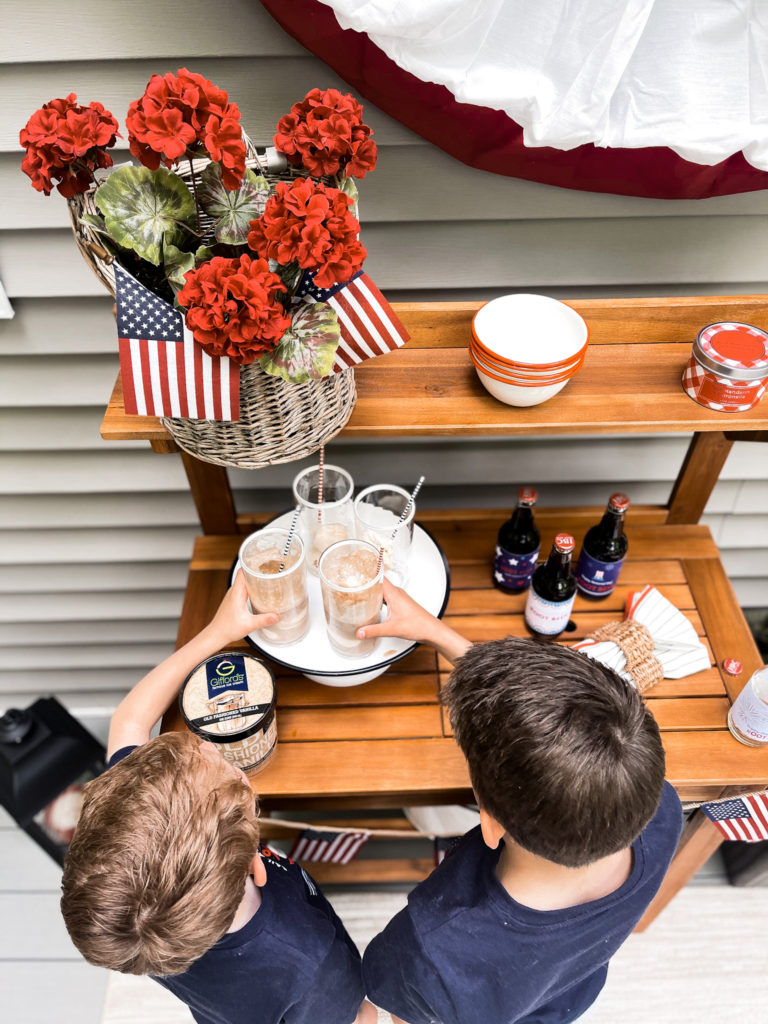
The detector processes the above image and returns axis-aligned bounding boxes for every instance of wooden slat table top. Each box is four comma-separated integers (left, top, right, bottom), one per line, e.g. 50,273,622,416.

101,295,768,443
161,512,768,804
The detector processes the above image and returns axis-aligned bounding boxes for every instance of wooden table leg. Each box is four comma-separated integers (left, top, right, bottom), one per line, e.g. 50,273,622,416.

180,451,238,534
666,431,733,525
634,810,723,932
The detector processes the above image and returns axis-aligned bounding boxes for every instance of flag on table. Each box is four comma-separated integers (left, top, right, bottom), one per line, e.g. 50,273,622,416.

289,828,371,864
115,263,240,420
701,794,768,842
297,270,409,371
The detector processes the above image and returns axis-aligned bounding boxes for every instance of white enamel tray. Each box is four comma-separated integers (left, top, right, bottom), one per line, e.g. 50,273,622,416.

232,512,450,686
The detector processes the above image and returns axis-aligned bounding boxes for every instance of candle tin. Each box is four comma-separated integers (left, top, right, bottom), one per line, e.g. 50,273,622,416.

682,321,768,413
180,652,277,774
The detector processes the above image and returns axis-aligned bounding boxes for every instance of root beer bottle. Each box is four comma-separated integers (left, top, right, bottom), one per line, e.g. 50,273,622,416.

524,533,576,636
575,493,630,599
492,487,540,592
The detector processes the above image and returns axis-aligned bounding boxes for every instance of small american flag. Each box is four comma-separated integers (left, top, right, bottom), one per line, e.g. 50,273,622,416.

115,263,240,420
297,270,409,371
701,794,768,842
289,828,371,864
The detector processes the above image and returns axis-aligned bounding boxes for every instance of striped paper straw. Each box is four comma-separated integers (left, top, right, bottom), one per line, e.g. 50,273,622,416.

393,476,425,538
316,445,325,522
279,506,302,573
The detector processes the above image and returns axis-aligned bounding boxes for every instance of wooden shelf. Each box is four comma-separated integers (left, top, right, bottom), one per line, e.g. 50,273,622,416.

101,295,768,444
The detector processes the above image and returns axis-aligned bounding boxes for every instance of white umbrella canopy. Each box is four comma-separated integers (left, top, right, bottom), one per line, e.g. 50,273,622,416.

320,0,768,171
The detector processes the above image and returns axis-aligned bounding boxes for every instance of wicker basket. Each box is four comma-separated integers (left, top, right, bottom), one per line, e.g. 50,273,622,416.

66,133,357,468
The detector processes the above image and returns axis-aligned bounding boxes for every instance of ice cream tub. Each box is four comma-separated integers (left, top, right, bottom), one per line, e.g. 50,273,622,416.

179,652,277,774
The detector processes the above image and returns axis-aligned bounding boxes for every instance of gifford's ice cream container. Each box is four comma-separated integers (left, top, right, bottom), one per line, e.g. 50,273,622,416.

180,652,277,774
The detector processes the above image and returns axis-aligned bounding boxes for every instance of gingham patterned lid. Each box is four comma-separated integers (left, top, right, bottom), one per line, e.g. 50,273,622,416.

693,322,768,381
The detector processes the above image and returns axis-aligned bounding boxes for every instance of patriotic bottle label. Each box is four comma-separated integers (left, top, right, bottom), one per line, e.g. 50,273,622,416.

493,545,540,590
524,589,575,635
728,671,768,746
575,551,626,596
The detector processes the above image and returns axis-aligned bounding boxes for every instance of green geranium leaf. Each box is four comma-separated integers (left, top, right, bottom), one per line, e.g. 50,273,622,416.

259,301,340,383
94,165,196,266
195,245,216,264
338,176,359,218
164,243,196,293
275,259,301,293
198,164,270,245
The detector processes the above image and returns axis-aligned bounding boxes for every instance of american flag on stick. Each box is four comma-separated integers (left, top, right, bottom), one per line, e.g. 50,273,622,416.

289,828,371,864
297,269,409,371
701,794,768,842
115,263,240,420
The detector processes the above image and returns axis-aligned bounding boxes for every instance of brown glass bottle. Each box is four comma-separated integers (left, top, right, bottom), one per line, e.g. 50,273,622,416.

492,487,540,592
524,534,576,636
575,493,630,599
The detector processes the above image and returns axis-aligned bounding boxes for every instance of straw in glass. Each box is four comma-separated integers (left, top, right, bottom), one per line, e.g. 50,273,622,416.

316,445,325,522
279,506,302,573
376,475,425,575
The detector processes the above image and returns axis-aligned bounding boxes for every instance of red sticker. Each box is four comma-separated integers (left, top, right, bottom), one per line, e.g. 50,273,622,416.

722,658,743,676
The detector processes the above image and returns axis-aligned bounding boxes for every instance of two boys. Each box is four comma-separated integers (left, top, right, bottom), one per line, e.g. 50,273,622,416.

62,576,681,1024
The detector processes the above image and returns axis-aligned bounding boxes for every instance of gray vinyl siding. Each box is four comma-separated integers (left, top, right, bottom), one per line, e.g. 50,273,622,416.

1,0,767,722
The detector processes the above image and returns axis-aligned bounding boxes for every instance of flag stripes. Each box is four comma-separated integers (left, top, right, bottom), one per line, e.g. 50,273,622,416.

115,263,239,421
289,828,371,864
702,794,768,842
330,273,410,372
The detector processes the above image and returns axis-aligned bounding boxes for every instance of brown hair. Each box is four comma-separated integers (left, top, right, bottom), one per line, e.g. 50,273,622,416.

442,637,666,867
61,732,259,976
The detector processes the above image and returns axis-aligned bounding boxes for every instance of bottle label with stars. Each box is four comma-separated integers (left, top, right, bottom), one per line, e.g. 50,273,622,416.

493,545,540,591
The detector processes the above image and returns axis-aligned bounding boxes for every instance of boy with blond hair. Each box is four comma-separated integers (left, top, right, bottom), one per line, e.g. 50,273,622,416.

357,582,683,1024
61,573,375,1024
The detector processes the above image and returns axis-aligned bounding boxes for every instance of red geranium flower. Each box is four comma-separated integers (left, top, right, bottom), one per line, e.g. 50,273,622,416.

248,178,366,289
274,88,377,179
19,94,120,196
126,68,246,189
177,255,291,364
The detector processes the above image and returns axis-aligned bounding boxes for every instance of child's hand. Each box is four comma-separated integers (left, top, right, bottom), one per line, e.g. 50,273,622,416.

357,578,440,645
209,571,279,646
357,579,471,664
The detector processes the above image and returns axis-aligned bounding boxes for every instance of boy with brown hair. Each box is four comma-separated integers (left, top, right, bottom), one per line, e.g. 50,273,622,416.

358,582,682,1024
61,573,375,1024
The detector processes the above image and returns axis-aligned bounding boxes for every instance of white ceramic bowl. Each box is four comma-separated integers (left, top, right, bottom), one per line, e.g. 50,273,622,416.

472,293,589,367
473,360,571,406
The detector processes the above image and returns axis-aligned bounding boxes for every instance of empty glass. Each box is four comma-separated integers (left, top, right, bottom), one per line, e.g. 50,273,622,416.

354,483,415,587
292,463,355,576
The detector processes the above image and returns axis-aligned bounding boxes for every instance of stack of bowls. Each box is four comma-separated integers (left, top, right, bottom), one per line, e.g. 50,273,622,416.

470,294,589,407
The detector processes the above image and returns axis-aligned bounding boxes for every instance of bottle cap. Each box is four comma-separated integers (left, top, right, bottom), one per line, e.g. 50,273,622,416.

554,533,575,554
608,493,630,512
518,486,537,505
722,658,743,676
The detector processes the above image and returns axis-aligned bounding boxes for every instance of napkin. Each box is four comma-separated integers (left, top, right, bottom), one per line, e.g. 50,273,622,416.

572,585,711,692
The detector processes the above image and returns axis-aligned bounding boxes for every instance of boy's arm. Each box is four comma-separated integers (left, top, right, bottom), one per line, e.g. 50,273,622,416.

357,579,471,665
107,572,278,758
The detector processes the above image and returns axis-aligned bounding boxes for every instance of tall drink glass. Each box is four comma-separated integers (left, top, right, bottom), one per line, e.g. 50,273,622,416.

292,463,355,576
354,483,415,587
239,528,309,645
319,539,384,658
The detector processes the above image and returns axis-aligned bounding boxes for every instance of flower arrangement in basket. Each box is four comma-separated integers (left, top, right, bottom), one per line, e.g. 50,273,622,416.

20,72,409,468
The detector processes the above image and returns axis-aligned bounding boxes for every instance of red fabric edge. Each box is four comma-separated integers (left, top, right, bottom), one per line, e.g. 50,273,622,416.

259,0,768,200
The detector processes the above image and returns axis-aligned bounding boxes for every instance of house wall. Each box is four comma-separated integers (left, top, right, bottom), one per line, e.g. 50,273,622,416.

1,0,767,733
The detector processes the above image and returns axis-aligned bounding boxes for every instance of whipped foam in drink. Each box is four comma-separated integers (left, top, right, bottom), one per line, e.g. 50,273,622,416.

180,653,277,774
240,530,309,646
319,542,383,658
308,521,349,574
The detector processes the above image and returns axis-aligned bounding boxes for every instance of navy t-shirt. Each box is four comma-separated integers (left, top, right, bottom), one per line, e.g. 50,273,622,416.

363,781,682,1024
107,746,364,1024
